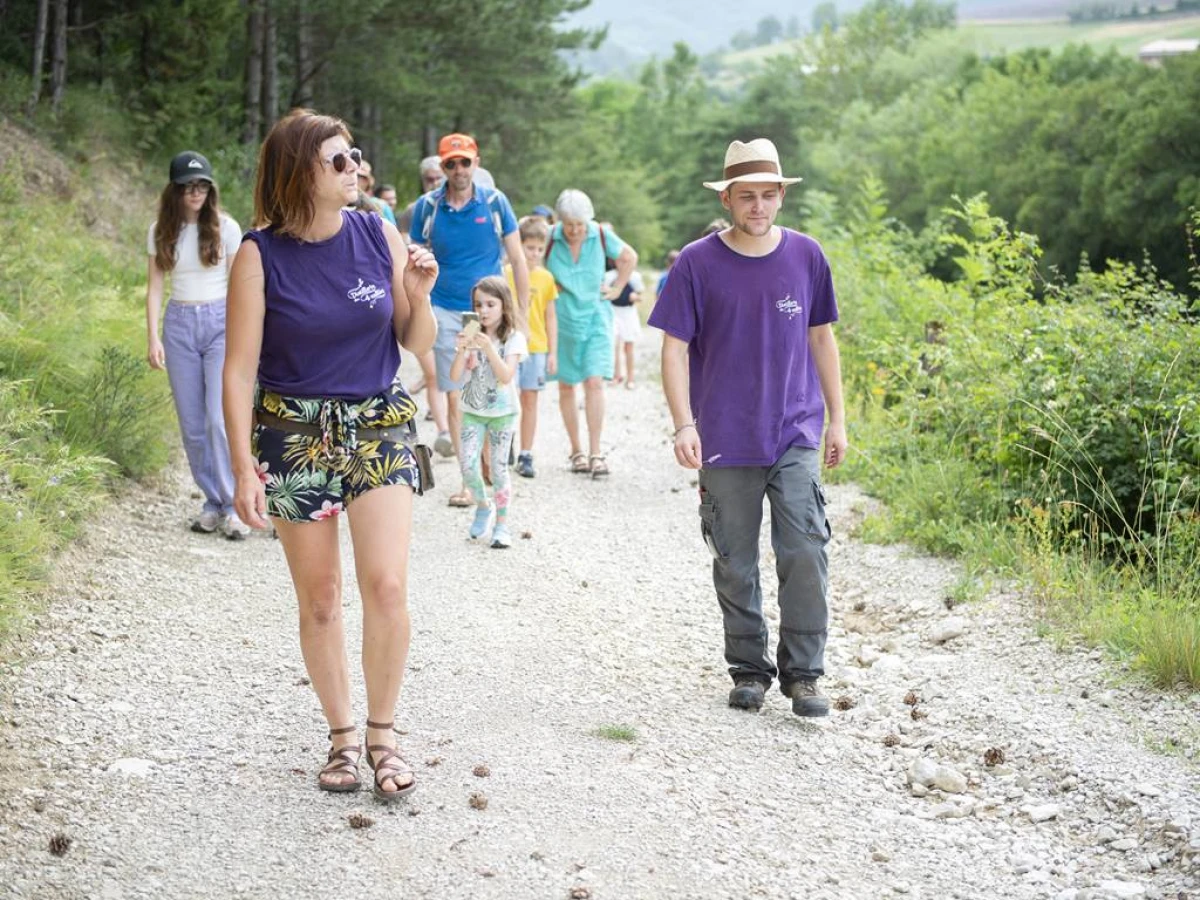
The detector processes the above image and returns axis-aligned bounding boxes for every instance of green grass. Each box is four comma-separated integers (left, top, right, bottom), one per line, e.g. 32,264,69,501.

592,724,639,742
0,101,174,640
959,14,1200,55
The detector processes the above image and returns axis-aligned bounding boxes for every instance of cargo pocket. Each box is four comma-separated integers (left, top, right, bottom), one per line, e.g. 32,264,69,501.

698,500,729,560
803,480,833,544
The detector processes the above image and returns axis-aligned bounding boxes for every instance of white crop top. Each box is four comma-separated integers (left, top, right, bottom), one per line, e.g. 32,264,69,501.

147,214,242,303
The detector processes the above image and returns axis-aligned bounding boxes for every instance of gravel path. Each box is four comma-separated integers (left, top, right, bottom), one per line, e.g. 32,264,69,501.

1,340,1198,900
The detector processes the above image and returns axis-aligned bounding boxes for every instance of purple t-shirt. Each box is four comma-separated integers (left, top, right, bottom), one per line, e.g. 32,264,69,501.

648,229,839,467
244,211,401,400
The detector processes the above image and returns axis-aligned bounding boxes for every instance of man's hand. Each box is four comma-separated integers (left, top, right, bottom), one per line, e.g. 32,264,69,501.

674,425,702,470
824,421,848,469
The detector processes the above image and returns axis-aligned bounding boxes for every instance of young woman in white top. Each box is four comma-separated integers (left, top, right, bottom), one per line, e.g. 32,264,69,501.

145,151,248,539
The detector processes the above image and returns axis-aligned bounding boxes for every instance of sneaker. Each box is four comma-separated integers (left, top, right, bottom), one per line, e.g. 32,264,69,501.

222,512,251,541
190,510,221,533
490,523,512,549
434,431,454,458
783,678,830,718
469,505,493,540
516,452,535,479
728,678,766,711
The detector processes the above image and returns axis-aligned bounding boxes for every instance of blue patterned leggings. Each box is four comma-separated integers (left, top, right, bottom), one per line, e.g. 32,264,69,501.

460,412,516,522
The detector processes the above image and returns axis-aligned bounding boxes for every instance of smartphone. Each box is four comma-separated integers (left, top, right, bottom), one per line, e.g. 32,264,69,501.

461,311,481,338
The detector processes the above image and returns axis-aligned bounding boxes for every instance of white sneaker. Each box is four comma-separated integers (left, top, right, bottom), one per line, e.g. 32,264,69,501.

222,512,251,541
191,510,221,533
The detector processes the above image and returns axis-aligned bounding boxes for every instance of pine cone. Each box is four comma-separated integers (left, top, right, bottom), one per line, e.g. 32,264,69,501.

903,690,919,706
910,707,928,721
833,695,856,711
48,834,71,857
473,764,491,778
983,747,1006,767
348,813,375,830
469,792,488,810
882,733,901,747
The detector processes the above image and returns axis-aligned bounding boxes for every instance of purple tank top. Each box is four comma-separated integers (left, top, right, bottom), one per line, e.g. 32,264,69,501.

244,211,401,399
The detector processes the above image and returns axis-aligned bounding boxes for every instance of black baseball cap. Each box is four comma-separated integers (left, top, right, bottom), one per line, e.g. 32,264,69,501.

169,151,215,185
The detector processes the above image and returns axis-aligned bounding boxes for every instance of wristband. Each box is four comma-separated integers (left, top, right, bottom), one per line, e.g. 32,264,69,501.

673,422,697,438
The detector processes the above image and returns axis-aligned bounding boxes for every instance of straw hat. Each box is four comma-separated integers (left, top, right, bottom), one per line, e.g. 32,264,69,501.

703,138,803,192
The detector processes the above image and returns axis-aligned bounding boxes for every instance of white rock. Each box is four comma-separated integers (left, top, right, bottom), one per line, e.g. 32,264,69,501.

931,765,968,794
108,700,134,714
910,783,929,798
872,655,907,675
933,800,974,819
1110,838,1138,851
1097,880,1145,899
106,758,155,778
1055,890,1079,900
1134,783,1161,797
930,617,968,643
857,646,881,667
1096,825,1119,844
1024,804,1061,823
907,757,939,787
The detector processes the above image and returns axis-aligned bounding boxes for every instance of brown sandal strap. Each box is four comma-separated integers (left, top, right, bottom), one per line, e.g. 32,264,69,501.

322,744,361,774
366,744,414,788
365,719,394,731
329,725,357,736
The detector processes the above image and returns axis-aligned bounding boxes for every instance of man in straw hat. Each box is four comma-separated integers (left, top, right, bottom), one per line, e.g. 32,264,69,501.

648,138,847,717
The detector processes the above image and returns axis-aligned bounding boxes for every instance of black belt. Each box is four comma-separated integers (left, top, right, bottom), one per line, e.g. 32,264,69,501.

255,410,417,446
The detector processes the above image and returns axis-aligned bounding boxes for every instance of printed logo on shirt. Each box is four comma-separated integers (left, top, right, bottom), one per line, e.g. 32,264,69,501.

776,294,802,320
474,216,488,224
347,278,386,310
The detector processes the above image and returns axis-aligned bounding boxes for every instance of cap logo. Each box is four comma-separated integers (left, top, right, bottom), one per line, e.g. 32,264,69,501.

188,160,203,169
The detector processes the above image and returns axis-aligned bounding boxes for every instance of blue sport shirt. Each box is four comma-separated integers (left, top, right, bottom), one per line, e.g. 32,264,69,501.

409,186,518,312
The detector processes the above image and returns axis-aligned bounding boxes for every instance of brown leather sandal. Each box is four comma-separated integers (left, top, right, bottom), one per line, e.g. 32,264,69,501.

365,719,417,802
570,452,590,474
318,725,361,793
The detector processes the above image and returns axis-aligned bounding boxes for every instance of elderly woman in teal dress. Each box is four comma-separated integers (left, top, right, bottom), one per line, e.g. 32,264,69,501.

543,189,638,479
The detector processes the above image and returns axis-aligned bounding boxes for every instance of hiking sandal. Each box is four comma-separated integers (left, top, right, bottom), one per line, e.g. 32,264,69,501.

589,454,610,479
569,452,590,474
364,719,416,801
318,725,362,793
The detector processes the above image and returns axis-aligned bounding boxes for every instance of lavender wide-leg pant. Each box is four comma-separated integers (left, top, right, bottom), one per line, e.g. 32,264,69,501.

162,300,235,516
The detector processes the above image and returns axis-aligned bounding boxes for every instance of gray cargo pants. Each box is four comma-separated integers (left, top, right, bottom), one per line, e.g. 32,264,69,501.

697,445,831,688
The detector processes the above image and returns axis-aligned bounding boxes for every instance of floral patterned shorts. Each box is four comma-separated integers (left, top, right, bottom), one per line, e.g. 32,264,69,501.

252,381,421,523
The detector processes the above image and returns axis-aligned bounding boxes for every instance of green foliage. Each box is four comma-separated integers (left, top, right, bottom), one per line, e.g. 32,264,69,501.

828,183,1200,687
0,146,172,632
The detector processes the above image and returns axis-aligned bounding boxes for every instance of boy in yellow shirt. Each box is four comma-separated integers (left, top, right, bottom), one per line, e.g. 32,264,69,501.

506,216,558,478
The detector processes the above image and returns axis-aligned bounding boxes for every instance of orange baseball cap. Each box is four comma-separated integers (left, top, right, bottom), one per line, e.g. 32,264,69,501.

438,133,478,162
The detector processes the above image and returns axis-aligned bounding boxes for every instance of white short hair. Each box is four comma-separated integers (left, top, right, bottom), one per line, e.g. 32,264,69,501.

555,189,595,223
419,155,441,175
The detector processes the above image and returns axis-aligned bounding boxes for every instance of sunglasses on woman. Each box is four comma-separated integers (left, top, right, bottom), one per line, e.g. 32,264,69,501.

321,147,363,174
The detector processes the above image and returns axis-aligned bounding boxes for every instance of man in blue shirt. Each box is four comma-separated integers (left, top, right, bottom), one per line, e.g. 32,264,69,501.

410,133,529,507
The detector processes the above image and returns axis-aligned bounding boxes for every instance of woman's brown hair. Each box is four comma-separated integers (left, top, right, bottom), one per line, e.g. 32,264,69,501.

153,181,223,272
253,108,351,238
472,275,516,343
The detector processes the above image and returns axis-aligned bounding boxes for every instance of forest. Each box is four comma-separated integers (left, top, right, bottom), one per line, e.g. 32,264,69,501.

2,0,1199,684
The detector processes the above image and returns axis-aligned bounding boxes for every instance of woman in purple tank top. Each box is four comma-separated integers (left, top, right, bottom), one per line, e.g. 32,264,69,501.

223,110,438,802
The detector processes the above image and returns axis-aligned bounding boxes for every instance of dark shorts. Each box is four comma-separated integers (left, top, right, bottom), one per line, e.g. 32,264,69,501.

252,381,421,523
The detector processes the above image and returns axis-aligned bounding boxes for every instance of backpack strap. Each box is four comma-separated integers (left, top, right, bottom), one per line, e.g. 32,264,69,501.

418,185,446,244
421,184,507,246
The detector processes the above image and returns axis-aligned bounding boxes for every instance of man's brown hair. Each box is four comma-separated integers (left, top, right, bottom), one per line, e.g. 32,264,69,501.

253,109,352,238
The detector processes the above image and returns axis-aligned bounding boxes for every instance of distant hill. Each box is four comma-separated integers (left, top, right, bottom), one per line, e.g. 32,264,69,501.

567,0,1087,72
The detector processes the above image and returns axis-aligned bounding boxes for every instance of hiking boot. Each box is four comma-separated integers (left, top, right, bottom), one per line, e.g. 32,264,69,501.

783,679,830,718
434,431,454,458
516,452,535,479
490,522,512,549
191,510,221,533
222,512,251,541
728,678,766,711
469,505,493,540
